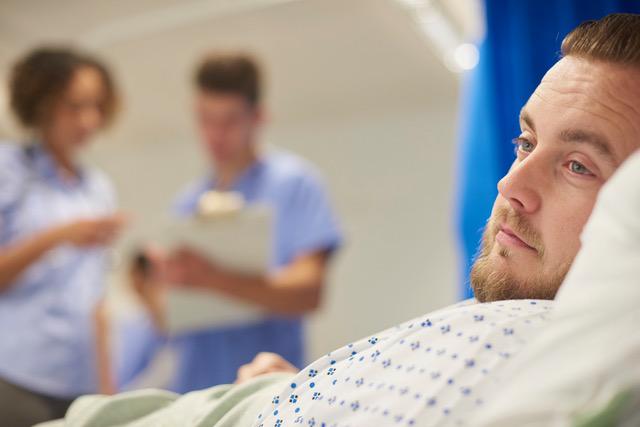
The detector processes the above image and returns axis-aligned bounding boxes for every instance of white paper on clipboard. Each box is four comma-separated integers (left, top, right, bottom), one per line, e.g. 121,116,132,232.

160,206,272,335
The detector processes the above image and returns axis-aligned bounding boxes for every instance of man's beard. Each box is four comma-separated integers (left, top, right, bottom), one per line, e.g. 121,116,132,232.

470,206,570,302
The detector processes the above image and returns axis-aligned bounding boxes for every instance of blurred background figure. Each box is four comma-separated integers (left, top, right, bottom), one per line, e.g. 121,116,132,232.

122,53,343,392
0,47,124,426
1,0,470,405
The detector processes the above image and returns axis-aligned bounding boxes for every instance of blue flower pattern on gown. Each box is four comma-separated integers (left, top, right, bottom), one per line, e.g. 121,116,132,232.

253,299,552,427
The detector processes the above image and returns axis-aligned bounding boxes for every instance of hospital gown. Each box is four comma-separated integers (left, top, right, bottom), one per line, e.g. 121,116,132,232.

253,299,552,427
39,299,552,426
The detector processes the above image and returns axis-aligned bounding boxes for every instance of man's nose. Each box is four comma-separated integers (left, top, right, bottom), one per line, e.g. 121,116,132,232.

204,123,225,139
80,106,103,132
497,157,542,214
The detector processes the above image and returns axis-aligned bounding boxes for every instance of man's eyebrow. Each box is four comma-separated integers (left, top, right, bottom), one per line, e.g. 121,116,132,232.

558,128,618,165
519,109,535,131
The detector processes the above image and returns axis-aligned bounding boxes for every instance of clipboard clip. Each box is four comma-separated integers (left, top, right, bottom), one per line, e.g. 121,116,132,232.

196,191,245,219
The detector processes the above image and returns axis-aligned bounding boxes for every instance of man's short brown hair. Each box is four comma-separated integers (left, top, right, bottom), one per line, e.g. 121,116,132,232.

562,13,640,66
194,53,262,107
9,46,119,129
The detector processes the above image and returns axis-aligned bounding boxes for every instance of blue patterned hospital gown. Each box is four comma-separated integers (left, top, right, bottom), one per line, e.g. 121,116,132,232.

252,299,553,427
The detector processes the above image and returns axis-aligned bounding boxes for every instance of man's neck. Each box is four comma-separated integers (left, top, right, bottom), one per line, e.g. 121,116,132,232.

214,146,259,191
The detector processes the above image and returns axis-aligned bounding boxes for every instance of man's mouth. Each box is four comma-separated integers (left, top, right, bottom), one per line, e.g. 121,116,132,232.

496,223,536,251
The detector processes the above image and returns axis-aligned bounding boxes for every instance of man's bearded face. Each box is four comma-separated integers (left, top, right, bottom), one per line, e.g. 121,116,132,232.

471,56,640,302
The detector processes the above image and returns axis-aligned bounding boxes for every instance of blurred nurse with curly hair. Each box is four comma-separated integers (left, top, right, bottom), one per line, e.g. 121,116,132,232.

0,46,125,426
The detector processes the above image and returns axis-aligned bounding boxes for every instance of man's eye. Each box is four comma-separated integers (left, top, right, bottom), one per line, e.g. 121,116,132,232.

521,141,534,152
569,160,592,175
512,138,534,155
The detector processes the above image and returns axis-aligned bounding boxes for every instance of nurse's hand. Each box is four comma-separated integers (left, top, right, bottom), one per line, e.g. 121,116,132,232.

161,246,222,288
58,214,127,247
235,352,300,384
129,246,168,332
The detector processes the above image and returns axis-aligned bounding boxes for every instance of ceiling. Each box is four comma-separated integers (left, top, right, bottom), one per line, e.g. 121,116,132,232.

0,0,480,141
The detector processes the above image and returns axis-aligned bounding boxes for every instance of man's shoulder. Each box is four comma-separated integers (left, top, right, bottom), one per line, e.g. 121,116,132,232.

259,150,330,204
409,299,554,326
262,149,323,187
172,176,210,216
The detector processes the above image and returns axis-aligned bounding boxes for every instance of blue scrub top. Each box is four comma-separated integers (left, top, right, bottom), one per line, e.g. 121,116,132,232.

0,142,116,398
117,149,342,392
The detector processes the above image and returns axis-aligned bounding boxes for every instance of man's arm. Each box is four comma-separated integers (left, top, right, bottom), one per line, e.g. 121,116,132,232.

211,251,329,315
165,248,332,316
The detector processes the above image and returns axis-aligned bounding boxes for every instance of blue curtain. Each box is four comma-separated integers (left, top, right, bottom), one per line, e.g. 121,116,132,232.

456,0,640,299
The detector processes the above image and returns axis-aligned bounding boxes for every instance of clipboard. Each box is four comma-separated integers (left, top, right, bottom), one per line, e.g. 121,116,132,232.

159,205,273,335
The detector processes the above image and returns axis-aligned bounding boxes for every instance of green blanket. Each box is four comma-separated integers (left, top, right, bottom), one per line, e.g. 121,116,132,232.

35,373,292,427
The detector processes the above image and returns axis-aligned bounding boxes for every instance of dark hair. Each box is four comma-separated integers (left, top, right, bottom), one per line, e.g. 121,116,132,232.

9,46,119,129
194,52,262,106
562,13,640,66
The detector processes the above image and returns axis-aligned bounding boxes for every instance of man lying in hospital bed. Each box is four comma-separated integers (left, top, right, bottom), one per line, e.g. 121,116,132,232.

37,13,640,427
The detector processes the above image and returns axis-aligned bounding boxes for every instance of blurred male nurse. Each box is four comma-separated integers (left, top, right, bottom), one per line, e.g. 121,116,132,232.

122,53,343,392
